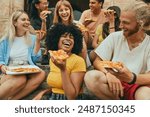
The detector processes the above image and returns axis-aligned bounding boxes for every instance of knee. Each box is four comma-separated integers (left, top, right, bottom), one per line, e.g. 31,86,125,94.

39,70,46,81
135,93,150,100
30,70,46,86
84,70,104,89
84,71,94,85
135,86,150,100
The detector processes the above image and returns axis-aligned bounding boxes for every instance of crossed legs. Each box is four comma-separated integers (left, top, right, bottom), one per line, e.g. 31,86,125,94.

11,70,46,99
0,70,46,100
0,75,26,99
84,70,150,100
84,70,118,100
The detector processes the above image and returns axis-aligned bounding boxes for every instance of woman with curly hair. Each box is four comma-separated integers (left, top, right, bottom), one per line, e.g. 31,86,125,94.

45,23,86,100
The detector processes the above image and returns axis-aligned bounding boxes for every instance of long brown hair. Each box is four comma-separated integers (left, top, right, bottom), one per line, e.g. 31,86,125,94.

53,0,74,24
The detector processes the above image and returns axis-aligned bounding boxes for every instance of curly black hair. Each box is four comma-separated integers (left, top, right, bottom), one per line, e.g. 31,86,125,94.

46,23,83,55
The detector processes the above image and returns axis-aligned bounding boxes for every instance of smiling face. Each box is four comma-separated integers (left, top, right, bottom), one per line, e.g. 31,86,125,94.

89,0,101,12
58,33,74,54
58,4,71,24
119,11,140,38
14,13,30,36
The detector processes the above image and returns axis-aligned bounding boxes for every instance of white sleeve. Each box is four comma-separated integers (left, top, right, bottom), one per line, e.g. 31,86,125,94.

95,33,115,61
147,50,150,72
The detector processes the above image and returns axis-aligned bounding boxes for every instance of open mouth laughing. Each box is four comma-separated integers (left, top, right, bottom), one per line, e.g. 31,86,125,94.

63,40,72,48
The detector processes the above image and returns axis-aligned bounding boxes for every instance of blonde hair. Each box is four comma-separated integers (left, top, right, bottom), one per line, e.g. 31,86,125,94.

53,0,74,24
122,1,150,31
1,10,32,45
135,6,150,30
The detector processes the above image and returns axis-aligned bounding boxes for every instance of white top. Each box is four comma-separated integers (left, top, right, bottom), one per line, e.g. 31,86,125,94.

10,36,28,63
95,31,150,74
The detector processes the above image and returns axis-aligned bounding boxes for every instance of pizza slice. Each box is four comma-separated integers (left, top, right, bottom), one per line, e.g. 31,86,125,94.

10,68,40,72
99,61,123,70
48,49,69,60
35,30,46,34
76,23,88,32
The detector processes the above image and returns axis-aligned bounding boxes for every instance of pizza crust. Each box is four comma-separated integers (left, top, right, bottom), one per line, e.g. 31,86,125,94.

11,68,40,72
99,61,123,69
49,49,69,60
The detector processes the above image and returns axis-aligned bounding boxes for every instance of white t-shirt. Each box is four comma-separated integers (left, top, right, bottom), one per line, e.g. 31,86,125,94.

95,31,150,74
10,36,28,62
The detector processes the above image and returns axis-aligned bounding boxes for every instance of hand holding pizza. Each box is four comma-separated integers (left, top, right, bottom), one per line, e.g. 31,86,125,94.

49,49,69,70
104,9,115,22
113,64,134,83
99,61,123,72
100,61,133,83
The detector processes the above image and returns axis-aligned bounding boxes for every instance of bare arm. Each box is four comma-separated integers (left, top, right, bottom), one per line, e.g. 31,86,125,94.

104,10,115,33
92,34,99,48
34,11,51,54
33,40,40,55
61,69,85,99
93,56,108,73
136,72,150,85
40,11,50,32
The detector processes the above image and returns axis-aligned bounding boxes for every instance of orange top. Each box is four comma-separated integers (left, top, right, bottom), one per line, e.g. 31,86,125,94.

79,9,106,38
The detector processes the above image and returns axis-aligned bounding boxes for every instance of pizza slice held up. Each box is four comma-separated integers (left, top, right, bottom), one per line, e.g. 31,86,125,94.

35,30,46,34
76,23,88,32
48,49,69,60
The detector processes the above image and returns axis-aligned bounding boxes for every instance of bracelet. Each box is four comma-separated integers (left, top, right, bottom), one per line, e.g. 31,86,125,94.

128,72,137,85
109,27,114,29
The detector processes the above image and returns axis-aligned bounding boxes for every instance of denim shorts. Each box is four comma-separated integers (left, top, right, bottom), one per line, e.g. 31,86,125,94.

48,92,85,100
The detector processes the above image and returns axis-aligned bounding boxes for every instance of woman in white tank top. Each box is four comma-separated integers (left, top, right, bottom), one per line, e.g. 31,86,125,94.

0,10,46,100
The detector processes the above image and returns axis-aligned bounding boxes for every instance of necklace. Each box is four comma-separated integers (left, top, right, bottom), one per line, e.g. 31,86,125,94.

128,33,146,50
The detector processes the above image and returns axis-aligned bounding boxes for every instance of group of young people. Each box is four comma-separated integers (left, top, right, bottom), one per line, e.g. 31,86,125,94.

0,0,150,100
